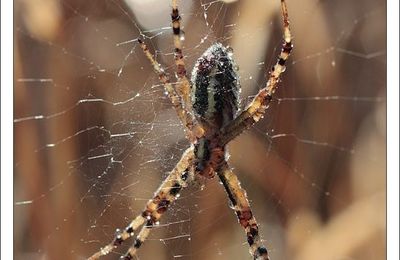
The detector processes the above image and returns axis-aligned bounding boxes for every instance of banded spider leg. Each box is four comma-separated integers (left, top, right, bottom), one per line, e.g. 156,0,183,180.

88,148,195,260
220,0,293,145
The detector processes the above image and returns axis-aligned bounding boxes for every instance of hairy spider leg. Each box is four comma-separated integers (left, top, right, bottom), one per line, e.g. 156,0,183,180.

218,162,270,260
137,39,204,141
88,147,195,260
171,0,192,109
220,0,293,146
87,214,146,260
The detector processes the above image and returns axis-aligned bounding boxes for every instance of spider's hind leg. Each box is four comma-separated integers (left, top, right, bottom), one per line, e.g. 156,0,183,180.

217,162,270,260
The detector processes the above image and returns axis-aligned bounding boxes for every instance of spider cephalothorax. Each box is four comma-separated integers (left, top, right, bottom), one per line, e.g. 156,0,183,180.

89,1,292,259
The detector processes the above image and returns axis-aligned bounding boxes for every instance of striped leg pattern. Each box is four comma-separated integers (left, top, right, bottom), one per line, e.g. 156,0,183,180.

88,147,195,260
171,0,192,104
220,0,293,146
217,162,269,260
171,0,186,79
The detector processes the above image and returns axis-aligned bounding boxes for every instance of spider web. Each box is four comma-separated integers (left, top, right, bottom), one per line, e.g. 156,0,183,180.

14,0,386,259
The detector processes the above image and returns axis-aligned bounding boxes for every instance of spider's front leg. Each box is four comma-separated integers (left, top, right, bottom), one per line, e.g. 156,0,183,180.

171,0,192,107
217,162,270,260
220,0,293,146
137,0,205,142
88,147,195,260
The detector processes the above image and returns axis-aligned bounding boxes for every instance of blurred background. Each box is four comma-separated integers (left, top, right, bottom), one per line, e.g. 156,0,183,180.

14,0,386,259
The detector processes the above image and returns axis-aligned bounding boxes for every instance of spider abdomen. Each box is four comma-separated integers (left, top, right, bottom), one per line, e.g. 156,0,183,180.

191,43,240,129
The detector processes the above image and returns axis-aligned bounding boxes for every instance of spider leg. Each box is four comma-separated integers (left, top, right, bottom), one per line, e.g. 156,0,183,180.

220,0,293,146
88,147,195,260
171,0,192,108
121,224,150,259
217,162,270,260
138,39,204,141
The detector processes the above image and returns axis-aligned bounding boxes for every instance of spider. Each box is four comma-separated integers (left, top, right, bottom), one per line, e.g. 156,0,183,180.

89,0,292,259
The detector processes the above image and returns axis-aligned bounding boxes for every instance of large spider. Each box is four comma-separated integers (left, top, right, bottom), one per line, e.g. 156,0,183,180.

89,0,292,259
